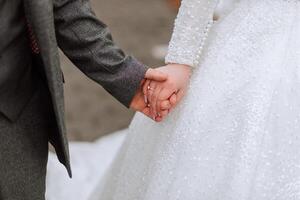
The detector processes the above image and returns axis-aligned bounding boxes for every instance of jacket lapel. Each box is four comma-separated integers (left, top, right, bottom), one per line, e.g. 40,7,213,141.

23,0,71,177
23,0,64,119
23,0,62,84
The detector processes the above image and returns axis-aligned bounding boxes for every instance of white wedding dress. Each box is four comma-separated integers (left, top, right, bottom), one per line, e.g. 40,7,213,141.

90,0,300,199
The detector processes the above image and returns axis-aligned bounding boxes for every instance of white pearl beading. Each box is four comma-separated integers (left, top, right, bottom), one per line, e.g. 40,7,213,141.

165,0,219,68
165,0,300,68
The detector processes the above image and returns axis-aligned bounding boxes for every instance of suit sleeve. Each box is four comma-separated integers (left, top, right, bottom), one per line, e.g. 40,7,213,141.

53,0,148,107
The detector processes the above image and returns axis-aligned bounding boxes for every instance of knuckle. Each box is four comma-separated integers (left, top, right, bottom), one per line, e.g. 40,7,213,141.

151,94,158,101
158,96,167,101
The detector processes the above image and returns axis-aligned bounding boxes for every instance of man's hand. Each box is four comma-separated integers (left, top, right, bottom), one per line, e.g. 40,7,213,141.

130,68,172,121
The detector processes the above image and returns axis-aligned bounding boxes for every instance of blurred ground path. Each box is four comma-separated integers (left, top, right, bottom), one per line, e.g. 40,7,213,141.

61,0,176,141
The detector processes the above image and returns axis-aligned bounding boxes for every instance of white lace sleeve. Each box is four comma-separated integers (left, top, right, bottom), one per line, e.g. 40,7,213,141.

165,0,219,68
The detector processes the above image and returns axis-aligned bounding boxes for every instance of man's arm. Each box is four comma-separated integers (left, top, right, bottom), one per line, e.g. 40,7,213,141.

53,0,148,107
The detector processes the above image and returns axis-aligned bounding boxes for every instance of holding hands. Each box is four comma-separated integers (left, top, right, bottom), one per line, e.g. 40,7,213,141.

131,64,191,122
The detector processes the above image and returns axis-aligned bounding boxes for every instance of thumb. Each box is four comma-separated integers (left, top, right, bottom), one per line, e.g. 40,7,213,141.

145,68,168,82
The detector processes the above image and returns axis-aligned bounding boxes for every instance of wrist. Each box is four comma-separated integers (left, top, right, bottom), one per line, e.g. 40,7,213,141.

167,63,192,77
167,63,191,71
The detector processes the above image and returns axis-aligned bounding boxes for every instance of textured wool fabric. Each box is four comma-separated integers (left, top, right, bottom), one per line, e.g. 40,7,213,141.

21,0,148,176
0,81,56,200
0,0,36,121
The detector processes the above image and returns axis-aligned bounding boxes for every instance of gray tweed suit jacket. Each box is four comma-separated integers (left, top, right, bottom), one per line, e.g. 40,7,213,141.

24,0,148,177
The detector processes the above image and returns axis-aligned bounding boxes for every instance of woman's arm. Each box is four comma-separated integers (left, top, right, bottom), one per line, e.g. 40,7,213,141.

146,0,220,120
166,0,219,68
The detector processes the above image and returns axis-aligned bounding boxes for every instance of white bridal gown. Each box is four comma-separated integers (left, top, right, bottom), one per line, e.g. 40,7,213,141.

90,0,300,199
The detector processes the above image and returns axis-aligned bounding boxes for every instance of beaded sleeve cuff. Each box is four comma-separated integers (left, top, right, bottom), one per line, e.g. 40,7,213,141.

166,0,219,68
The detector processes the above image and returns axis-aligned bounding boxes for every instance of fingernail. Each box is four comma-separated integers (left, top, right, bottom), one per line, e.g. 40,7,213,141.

144,95,148,104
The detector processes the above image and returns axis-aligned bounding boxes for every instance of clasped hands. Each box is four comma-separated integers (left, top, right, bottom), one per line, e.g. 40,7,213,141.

130,63,191,122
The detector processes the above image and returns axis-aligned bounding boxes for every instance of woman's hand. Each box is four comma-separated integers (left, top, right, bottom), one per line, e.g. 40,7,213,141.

130,68,172,120
143,63,192,121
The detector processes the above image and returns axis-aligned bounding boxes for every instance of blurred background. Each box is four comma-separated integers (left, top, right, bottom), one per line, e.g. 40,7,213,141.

61,0,179,141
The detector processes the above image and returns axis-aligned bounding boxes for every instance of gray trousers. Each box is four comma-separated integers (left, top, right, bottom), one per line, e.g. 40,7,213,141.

0,81,56,200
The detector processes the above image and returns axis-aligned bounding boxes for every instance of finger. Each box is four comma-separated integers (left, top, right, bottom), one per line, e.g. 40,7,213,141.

156,86,176,113
140,79,146,87
150,85,162,119
141,107,153,119
156,88,165,115
142,79,151,103
155,116,163,122
160,100,172,110
170,90,184,110
147,81,157,118
170,93,177,107
145,80,153,107
130,89,145,111
143,79,151,95
145,68,168,82
158,88,177,103
160,109,169,119
176,90,185,103
155,109,169,122
143,108,163,122
141,107,156,121
156,87,176,114
166,93,177,113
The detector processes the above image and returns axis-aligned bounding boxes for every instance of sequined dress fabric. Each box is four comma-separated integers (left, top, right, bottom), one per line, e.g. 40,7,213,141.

93,0,300,199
